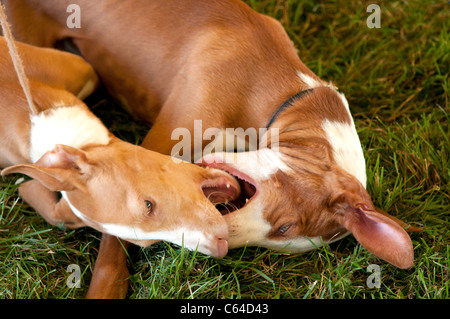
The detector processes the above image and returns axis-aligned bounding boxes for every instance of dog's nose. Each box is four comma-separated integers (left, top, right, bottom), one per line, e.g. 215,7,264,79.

215,237,228,258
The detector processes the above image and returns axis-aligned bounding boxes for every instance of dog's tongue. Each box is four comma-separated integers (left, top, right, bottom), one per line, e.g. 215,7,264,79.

201,173,241,204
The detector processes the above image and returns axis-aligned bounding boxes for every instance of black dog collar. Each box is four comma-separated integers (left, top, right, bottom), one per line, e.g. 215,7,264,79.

266,88,314,128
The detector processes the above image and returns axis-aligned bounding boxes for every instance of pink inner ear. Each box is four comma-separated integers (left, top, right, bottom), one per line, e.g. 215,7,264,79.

36,147,80,169
340,208,414,269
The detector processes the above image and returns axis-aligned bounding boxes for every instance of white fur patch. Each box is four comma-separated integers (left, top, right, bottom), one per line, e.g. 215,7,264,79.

61,191,92,224
29,105,110,162
201,148,292,180
298,71,324,88
337,92,351,115
61,191,215,254
226,200,349,252
101,223,206,249
322,119,367,187
226,200,270,248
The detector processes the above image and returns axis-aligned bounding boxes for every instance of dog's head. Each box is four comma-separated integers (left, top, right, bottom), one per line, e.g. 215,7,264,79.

198,88,420,268
200,148,417,268
1,141,241,258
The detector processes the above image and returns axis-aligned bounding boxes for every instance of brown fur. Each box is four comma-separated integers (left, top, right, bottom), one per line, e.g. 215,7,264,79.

4,0,422,298
0,35,241,298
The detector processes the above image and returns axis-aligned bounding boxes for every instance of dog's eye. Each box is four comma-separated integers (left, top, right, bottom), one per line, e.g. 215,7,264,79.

278,224,292,235
144,200,154,215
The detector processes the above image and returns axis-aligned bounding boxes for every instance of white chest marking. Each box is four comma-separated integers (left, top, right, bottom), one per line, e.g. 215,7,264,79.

29,105,110,162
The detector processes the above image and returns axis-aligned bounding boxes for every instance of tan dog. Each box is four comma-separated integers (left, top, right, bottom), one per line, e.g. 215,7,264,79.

0,35,242,297
4,0,422,297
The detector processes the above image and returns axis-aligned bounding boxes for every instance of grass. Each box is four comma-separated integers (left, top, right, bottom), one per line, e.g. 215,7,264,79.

0,0,448,299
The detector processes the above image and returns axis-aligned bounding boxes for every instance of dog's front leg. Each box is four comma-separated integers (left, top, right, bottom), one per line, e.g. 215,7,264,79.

86,234,130,299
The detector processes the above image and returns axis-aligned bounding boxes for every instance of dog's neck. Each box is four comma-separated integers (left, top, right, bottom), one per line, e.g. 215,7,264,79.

267,83,367,188
29,104,111,163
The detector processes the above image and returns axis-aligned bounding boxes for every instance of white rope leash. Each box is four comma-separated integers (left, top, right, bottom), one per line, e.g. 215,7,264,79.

0,3,39,115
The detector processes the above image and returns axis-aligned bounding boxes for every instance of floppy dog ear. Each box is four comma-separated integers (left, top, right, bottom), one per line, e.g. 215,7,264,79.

372,206,423,233
1,144,88,191
332,191,417,269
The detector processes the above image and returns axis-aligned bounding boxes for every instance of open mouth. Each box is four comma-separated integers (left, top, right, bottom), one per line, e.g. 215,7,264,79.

199,162,257,215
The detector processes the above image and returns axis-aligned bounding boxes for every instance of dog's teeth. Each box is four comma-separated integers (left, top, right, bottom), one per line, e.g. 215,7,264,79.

226,184,230,188
245,198,249,203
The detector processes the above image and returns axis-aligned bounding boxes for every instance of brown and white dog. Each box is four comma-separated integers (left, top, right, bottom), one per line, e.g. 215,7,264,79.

0,34,243,296
4,0,421,296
